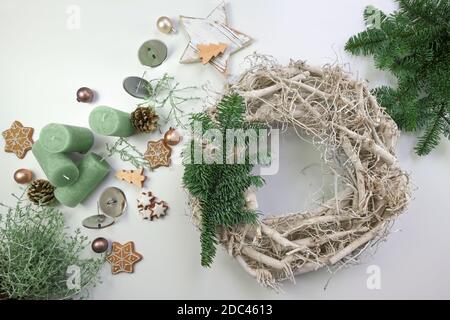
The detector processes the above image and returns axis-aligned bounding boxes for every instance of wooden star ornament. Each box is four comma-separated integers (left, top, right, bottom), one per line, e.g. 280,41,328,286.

144,139,172,169
179,1,252,74
106,241,143,275
2,121,34,159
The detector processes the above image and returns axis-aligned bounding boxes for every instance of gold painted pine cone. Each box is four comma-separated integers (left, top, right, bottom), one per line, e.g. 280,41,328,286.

131,106,159,133
27,179,55,206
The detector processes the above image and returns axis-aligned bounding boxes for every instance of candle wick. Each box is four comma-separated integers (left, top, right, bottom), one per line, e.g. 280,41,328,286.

102,114,106,122
63,175,70,180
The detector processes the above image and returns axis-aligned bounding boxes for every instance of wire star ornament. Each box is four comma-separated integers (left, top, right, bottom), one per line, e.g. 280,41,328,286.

2,121,34,159
106,241,143,274
179,1,252,74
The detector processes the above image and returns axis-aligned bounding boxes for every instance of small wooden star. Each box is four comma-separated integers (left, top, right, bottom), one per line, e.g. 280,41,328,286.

106,241,143,274
2,121,34,159
144,139,172,169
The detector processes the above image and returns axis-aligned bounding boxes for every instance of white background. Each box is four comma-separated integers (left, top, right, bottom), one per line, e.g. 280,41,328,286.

1,0,449,299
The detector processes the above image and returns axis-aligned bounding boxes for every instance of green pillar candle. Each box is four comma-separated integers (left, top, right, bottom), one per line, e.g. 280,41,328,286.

32,140,79,187
54,153,110,208
89,106,134,137
39,123,94,153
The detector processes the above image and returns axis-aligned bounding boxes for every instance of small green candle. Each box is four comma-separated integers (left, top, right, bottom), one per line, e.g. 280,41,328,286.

89,106,134,137
32,140,79,187
54,153,110,208
39,123,94,153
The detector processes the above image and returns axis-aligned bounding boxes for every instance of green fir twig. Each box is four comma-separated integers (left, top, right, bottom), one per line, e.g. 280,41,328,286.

345,0,450,155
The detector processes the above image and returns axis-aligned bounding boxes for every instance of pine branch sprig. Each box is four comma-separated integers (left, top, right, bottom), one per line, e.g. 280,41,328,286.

183,93,267,267
346,0,450,155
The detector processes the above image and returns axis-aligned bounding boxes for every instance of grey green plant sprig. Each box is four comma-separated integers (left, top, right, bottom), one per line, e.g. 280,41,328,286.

139,73,199,128
0,191,103,300
105,74,198,169
105,137,151,171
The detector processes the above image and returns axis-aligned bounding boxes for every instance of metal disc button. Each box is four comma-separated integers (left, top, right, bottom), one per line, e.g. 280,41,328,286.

99,187,127,218
123,76,151,99
82,214,115,229
138,39,168,67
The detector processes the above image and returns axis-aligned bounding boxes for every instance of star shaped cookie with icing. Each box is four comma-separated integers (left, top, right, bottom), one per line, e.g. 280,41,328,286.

2,121,34,159
106,241,143,274
179,1,252,74
144,139,172,169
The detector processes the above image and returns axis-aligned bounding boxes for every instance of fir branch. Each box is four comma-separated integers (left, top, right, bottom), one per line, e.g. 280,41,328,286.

346,1,450,155
183,93,267,267
345,28,388,56
415,104,446,155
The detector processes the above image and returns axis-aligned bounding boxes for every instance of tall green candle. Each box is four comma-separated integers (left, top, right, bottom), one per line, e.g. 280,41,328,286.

39,123,94,153
54,153,110,207
89,106,134,137
32,140,79,187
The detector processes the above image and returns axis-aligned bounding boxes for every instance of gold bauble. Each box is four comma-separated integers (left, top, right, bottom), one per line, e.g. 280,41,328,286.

14,168,33,184
157,16,174,34
164,127,182,146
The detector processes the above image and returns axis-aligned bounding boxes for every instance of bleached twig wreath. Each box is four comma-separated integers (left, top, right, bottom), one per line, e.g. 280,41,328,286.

184,55,410,290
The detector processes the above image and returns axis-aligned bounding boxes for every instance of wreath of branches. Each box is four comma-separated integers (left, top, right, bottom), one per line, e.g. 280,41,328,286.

186,56,410,290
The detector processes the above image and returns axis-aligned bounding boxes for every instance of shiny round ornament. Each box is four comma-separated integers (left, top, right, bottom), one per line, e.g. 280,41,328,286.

76,87,94,103
91,237,109,253
156,16,175,34
138,40,168,68
163,127,182,146
14,168,33,184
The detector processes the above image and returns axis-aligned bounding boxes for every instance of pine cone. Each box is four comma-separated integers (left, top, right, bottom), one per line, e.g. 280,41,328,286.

131,106,159,133
27,179,55,206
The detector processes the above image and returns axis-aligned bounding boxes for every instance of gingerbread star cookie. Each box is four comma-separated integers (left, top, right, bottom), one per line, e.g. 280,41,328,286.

106,241,143,274
137,190,169,221
148,200,169,220
2,121,34,159
144,139,172,169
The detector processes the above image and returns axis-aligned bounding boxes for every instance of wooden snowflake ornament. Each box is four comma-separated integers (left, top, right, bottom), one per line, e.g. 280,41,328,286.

144,139,172,169
179,1,252,74
2,121,34,159
115,168,147,188
106,241,143,274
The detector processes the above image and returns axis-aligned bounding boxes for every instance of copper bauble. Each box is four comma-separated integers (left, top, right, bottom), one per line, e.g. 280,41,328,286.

91,237,109,253
14,168,33,184
76,87,94,103
163,127,182,146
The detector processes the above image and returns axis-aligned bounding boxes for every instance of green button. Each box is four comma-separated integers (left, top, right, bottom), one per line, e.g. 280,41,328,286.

138,39,168,67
